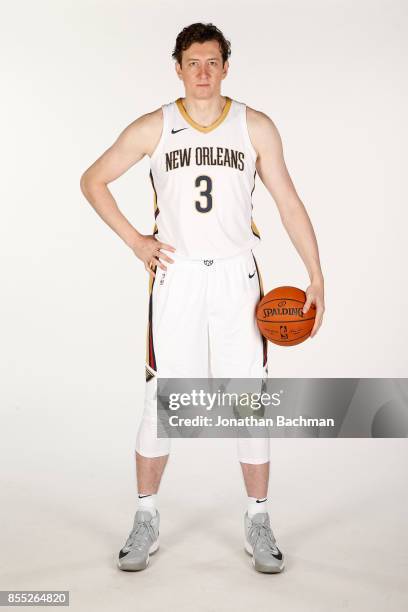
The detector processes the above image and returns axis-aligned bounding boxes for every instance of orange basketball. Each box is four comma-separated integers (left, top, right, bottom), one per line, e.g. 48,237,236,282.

256,286,316,346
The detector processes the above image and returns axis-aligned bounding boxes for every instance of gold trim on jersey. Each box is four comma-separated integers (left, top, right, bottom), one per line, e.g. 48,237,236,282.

175,96,232,133
251,219,261,239
250,171,261,239
145,271,157,372
149,170,159,236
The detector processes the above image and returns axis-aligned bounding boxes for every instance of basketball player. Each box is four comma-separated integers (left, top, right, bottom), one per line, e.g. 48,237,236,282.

80,23,325,573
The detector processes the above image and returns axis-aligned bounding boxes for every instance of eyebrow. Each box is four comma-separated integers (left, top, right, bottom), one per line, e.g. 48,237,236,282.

186,57,219,61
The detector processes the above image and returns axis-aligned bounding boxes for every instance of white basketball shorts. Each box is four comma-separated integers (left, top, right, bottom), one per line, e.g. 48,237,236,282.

136,248,271,464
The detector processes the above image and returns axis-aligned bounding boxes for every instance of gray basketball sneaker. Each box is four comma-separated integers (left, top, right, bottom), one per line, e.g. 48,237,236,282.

244,512,284,573
117,510,160,571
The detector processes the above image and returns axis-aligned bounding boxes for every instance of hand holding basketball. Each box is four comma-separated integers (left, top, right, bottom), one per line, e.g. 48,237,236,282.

256,284,324,346
303,280,325,337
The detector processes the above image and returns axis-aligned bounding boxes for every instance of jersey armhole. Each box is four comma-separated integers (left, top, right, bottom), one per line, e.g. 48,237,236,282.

148,104,167,163
240,103,258,163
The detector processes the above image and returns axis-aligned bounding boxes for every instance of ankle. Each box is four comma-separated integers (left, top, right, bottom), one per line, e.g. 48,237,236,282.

248,496,268,518
137,493,157,516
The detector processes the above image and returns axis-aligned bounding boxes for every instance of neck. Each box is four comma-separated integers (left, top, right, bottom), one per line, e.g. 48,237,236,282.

180,94,228,127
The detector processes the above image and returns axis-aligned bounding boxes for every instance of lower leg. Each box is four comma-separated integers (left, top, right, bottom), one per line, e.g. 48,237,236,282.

240,461,269,499
135,451,169,494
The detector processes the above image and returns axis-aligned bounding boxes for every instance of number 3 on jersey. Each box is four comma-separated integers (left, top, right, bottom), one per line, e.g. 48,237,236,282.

195,175,213,213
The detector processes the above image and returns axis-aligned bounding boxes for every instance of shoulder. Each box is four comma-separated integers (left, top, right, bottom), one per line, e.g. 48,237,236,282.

245,105,282,153
128,106,163,136
116,106,164,157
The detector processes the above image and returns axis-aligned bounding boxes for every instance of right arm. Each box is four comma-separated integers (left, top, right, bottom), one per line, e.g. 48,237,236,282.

80,108,175,277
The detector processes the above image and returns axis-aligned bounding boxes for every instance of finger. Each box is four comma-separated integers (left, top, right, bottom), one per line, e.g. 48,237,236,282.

311,315,323,337
159,242,176,253
310,322,319,338
303,296,314,314
156,251,175,264
316,307,325,320
152,256,167,272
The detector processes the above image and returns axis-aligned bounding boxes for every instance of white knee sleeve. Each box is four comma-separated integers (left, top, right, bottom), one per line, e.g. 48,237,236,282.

135,415,171,458
135,375,171,458
236,436,270,464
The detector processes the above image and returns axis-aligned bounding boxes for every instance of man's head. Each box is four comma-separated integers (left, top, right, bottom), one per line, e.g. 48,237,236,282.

172,23,231,99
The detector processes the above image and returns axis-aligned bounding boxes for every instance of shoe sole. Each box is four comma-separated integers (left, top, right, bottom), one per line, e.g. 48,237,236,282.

244,540,285,573
117,539,159,571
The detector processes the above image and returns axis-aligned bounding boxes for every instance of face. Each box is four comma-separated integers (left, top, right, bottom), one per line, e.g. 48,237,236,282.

175,40,229,99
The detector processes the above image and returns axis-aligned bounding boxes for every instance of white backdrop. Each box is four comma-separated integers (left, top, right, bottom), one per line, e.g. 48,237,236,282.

1,2,407,610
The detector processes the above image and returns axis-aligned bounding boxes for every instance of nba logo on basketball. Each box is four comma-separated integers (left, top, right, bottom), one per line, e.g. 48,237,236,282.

280,325,288,339
256,286,316,346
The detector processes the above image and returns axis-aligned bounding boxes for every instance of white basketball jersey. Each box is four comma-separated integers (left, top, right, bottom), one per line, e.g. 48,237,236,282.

148,96,261,259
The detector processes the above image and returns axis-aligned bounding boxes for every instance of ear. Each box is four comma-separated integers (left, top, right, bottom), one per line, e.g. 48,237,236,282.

222,60,229,79
175,62,183,80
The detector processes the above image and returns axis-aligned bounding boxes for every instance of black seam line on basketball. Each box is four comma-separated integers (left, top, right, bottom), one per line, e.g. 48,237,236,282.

261,297,306,306
264,331,311,342
258,316,315,323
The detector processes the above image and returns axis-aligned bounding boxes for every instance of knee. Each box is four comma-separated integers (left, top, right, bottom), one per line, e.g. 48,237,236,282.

135,416,171,458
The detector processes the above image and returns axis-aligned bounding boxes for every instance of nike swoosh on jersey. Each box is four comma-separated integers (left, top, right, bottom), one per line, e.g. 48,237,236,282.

171,127,188,134
249,271,256,278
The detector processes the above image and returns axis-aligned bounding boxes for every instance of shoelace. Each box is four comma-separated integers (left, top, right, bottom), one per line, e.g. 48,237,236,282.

248,522,279,554
125,519,156,552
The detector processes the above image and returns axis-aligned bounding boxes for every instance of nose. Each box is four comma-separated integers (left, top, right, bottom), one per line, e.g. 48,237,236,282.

198,65,209,79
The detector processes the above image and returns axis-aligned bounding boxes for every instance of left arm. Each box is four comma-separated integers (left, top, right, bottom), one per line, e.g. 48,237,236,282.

247,107,325,337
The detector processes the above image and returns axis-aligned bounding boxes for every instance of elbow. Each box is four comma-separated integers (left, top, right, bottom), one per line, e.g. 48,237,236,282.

80,170,107,198
80,169,96,198
80,171,100,199
80,171,89,197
